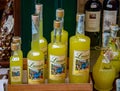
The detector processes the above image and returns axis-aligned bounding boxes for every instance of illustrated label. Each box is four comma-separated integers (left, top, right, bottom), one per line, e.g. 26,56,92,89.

49,55,66,80
28,60,44,82
103,10,117,32
85,11,101,32
72,50,90,75
11,66,21,82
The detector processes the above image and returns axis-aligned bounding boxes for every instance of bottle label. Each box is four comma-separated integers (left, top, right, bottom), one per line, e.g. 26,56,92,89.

11,66,21,82
28,60,44,82
116,79,120,91
72,50,90,76
49,55,66,80
103,10,117,32
102,10,117,47
3,15,14,33
85,11,101,32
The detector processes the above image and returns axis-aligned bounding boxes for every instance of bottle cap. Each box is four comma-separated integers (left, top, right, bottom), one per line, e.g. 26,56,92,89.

11,42,19,51
110,24,119,31
12,36,21,44
54,20,61,29
35,4,43,14
76,13,85,22
56,8,64,18
32,14,39,26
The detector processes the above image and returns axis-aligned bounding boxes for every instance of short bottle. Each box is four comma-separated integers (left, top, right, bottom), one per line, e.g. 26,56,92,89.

92,32,116,90
35,4,48,79
10,42,23,84
48,20,67,83
84,0,102,49
69,14,90,83
27,14,45,84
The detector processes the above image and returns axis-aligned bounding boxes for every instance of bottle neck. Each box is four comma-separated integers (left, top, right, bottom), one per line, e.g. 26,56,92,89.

31,15,40,50
39,11,43,37
76,19,85,36
56,17,64,30
53,27,62,43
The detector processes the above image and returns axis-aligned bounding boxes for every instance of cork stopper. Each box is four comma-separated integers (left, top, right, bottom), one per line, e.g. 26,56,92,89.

32,14,39,26
54,20,61,29
56,8,64,18
76,13,85,22
12,36,21,44
110,24,119,31
35,4,43,14
11,42,19,51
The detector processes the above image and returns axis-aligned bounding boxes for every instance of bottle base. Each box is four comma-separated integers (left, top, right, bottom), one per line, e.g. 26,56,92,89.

94,84,113,91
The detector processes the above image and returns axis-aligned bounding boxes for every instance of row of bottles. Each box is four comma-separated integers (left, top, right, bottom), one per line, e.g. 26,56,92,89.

84,0,119,49
9,2,120,91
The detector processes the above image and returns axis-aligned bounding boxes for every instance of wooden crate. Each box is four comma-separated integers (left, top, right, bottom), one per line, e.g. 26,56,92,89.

7,58,93,91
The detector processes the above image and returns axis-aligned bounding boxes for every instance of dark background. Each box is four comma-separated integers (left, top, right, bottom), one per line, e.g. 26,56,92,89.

21,0,77,57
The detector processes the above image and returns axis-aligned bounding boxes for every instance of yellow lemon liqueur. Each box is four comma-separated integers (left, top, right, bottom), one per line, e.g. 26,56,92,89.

27,14,45,84
51,8,68,46
92,31,116,90
35,4,48,78
48,20,67,83
69,14,90,83
109,24,120,78
10,42,23,84
12,36,23,59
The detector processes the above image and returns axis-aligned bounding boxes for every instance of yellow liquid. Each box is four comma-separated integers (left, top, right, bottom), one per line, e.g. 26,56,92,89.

48,42,67,83
10,50,23,84
39,21,48,79
93,53,115,91
27,40,45,84
69,34,90,83
51,29,68,45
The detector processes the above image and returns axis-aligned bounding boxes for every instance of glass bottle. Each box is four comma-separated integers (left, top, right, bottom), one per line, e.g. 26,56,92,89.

92,34,116,90
69,14,90,83
12,36,23,59
10,42,23,84
27,14,45,84
48,20,67,83
51,8,68,46
84,0,102,49
35,4,48,79
102,0,119,47
109,24,120,78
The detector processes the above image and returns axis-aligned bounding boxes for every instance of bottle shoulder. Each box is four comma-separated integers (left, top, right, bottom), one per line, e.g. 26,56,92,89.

48,42,66,49
85,0,102,11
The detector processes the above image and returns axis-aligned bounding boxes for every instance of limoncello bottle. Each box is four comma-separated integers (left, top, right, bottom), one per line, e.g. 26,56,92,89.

48,20,67,83
69,14,90,83
92,48,116,91
10,42,23,84
51,8,68,46
12,36,23,59
27,14,45,84
109,24,120,78
35,4,48,79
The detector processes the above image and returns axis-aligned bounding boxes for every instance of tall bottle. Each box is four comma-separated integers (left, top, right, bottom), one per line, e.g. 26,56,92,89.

27,14,45,84
69,14,90,83
51,8,68,47
84,0,102,49
35,4,48,79
102,0,119,47
108,24,120,78
10,42,23,84
48,20,67,83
